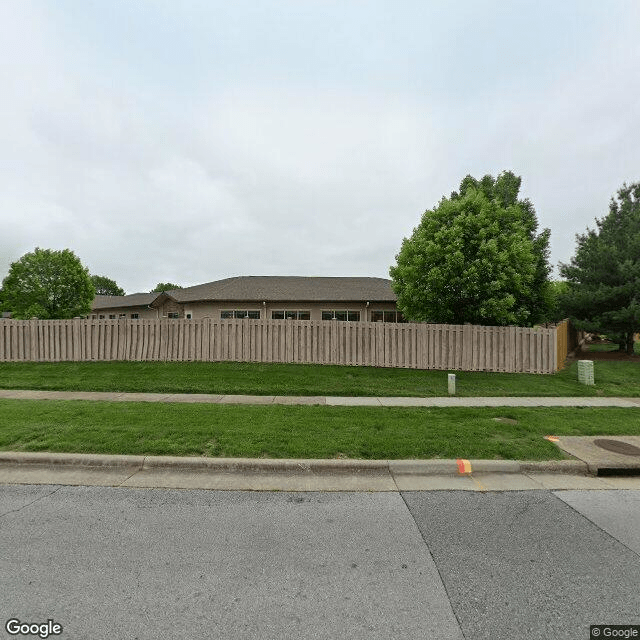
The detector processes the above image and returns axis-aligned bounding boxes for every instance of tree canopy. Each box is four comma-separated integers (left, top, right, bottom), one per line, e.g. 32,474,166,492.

559,181,640,353
91,275,125,296
390,171,552,326
1,248,95,319
152,283,182,292
546,280,570,324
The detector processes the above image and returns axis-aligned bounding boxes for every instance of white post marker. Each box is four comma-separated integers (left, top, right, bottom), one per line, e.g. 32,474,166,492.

448,373,456,395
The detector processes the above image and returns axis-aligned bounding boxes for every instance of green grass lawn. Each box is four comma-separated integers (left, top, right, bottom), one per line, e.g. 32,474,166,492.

587,342,640,353
0,358,638,397
1,399,639,460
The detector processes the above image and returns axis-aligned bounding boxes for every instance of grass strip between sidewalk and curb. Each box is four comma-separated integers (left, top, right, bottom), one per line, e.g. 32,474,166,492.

1,399,639,461
0,359,638,397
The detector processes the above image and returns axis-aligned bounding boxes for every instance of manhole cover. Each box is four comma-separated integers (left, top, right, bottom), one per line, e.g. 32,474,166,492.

593,439,640,457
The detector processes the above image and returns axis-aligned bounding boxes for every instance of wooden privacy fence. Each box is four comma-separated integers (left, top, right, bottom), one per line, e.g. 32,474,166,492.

552,318,588,370
0,318,559,373
556,319,569,370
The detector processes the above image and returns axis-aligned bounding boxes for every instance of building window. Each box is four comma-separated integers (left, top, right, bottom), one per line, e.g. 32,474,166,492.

99,315,105,320
221,310,261,319
167,312,180,319
185,313,192,319
109,314,116,319
321,310,360,321
119,313,126,319
130,313,139,319
371,310,406,323
271,310,311,320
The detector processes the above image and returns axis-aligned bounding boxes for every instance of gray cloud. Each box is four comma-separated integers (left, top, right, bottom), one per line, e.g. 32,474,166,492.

1,1,639,292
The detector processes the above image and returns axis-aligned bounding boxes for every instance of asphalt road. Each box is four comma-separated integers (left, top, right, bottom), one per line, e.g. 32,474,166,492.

1,486,639,640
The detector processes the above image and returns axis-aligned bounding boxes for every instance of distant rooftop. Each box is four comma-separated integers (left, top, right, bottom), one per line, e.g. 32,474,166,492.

92,292,158,310
92,276,396,310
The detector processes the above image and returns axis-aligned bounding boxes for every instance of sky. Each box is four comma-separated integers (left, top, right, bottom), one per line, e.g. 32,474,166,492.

1,0,639,294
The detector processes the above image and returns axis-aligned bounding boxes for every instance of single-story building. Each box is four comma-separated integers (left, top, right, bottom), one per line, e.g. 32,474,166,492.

91,276,405,323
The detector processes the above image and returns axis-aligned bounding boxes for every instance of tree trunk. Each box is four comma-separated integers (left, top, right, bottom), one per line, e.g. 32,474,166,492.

626,332,636,355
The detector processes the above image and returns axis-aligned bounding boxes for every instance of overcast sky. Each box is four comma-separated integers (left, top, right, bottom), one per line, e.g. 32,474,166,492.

1,1,639,294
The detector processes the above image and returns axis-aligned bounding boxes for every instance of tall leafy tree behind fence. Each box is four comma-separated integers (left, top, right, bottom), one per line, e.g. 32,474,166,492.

390,171,552,327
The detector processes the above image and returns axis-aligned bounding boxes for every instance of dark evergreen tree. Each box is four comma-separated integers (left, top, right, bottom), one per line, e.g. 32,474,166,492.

559,182,640,353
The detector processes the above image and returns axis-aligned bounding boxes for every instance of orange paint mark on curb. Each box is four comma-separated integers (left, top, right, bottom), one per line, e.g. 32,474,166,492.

544,435,560,442
456,459,472,474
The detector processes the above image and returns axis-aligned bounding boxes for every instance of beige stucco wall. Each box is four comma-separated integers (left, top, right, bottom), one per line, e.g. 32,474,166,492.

92,300,401,322
178,301,400,322
91,305,158,320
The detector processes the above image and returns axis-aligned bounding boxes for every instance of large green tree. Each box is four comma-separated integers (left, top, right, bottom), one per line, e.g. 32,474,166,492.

390,171,552,326
152,283,182,292
91,275,125,296
1,248,95,319
546,280,570,323
559,181,640,353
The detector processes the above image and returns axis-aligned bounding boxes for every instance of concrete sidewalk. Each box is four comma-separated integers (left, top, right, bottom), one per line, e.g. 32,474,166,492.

2,389,639,492
1,388,639,407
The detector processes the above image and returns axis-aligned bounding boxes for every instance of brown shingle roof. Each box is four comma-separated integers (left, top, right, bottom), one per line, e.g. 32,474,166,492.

170,276,396,303
92,276,396,310
92,292,158,310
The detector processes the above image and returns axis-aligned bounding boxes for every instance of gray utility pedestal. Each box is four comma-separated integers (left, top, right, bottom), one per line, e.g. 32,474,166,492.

578,360,594,385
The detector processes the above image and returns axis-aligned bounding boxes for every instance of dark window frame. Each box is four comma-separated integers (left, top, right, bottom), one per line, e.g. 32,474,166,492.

221,310,261,320
371,310,406,323
321,310,361,321
271,310,311,320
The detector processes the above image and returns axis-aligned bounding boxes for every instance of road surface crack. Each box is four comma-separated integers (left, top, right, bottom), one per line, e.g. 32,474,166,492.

0,485,63,518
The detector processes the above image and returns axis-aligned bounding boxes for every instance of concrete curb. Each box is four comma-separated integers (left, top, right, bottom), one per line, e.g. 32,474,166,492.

389,459,591,475
0,451,145,469
389,460,520,475
142,456,389,474
0,451,592,476
519,460,590,474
